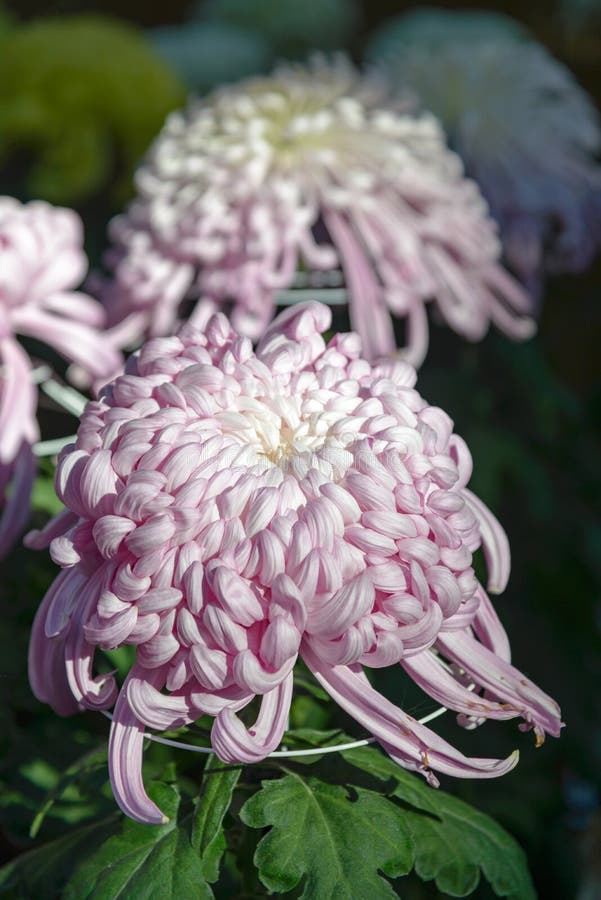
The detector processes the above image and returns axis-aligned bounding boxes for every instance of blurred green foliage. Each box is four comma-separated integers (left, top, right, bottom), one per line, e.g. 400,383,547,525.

0,14,185,206
151,21,272,93
199,0,362,58
0,3,13,39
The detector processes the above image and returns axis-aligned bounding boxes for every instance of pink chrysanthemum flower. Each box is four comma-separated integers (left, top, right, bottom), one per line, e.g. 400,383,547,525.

100,56,533,367
366,10,601,294
28,302,561,825
0,198,121,557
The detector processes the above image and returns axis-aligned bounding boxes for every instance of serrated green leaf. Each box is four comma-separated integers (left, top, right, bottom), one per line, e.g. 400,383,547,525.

0,814,119,900
342,744,536,900
64,782,213,900
240,771,413,899
191,756,241,882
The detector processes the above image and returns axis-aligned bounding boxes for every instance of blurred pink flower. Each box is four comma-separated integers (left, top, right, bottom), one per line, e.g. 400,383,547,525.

0,198,122,557
28,302,560,824
100,56,533,367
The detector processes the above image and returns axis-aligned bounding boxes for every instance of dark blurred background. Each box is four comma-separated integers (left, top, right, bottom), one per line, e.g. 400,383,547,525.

0,2,599,898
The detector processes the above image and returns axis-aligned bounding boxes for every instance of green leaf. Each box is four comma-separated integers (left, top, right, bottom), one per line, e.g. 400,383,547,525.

0,814,119,900
29,745,108,838
342,744,536,900
64,782,213,900
240,771,413,899
31,475,63,516
191,756,241,882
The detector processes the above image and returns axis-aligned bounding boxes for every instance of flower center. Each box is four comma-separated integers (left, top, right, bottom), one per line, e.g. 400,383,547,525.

217,389,354,477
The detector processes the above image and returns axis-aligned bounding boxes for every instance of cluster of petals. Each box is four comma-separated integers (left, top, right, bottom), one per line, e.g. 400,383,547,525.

367,10,601,293
28,302,561,824
100,55,534,367
0,198,121,557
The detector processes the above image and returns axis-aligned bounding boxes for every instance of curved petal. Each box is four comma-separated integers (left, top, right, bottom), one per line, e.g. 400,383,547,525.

44,566,88,638
211,671,293,763
108,667,169,825
64,566,118,709
0,337,38,462
402,650,519,721
303,642,520,782
13,308,122,380
436,631,562,741
0,442,36,559
483,263,536,318
463,488,510,594
190,683,254,716
324,210,396,361
127,672,195,730
471,585,511,662
402,299,430,369
232,648,296,694
28,575,80,716
25,508,79,550
41,291,106,327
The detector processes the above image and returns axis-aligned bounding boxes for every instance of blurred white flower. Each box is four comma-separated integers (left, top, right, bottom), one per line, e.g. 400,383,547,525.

102,56,532,367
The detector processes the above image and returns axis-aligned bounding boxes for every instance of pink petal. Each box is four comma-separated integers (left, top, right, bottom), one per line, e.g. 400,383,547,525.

108,670,169,825
303,643,520,782
211,671,293,763
463,488,511,594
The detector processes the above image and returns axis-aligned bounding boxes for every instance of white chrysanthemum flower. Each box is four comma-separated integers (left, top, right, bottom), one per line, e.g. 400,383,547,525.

367,10,601,292
102,56,533,366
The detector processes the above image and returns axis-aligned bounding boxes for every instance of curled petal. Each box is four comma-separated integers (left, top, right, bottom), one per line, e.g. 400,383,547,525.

257,302,331,369
92,515,136,558
84,606,138,649
190,643,230,691
307,628,366,666
463,488,510,594
25,508,79,550
359,628,405,667
402,650,519,721
206,564,264,626
402,300,430,370
232,648,296,694
306,573,375,639
15,308,122,381
127,674,194,730
381,596,443,655
324,211,396,362
260,617,302,669
303,643,520,782
50,535,81,567
472,585,511,662
0,442,36,559
108,669,169,825
0,338,37,462
211,672,293,763
28,581,80,717
190,683,253,716
64,568,118,708
44,567,88,638
269,574,307,630
437,631,562,740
